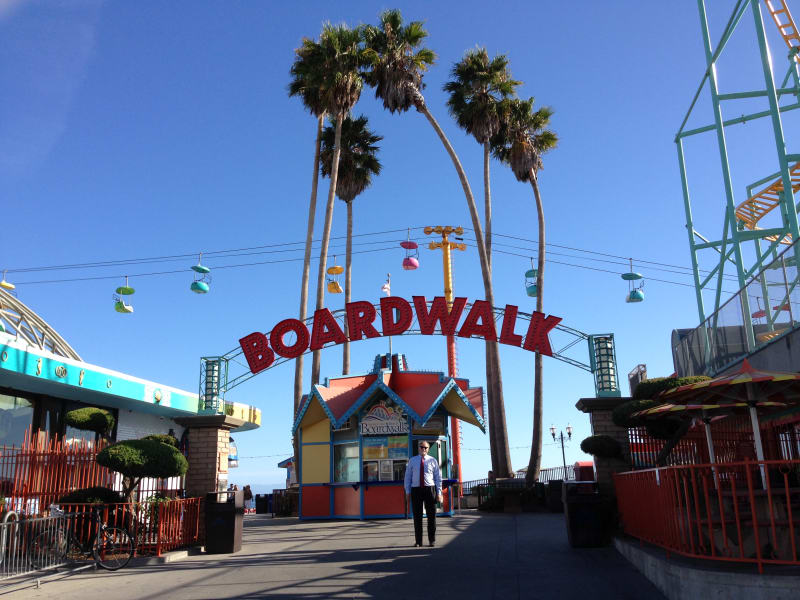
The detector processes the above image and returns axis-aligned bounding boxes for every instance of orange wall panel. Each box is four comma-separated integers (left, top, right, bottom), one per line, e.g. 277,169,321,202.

364,485,405,516
333,486,360,516
300,485,330,517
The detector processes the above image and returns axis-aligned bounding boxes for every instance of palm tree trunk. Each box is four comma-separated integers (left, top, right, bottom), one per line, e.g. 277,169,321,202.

311,112,344,385
482,140,497,473
526,170,546,486
416,99,512,477
294,114,325,414
342,199,353,374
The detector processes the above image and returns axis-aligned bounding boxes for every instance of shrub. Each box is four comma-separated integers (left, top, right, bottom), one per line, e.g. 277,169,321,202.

97,439,188,501
58,486,125,505
632,376,710,400
64,407,115,440
580,435,622,459
142,434,179,448
613,376,711,430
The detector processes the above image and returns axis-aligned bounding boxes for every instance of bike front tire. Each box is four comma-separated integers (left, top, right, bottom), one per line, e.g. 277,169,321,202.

93,527,133,571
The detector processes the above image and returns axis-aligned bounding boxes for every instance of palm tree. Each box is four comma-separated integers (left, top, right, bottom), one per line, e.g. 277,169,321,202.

288,36,328,418
492,97,557,486
444,49,519,473
362,9,513,477
308,23,367,386
319,115,383,374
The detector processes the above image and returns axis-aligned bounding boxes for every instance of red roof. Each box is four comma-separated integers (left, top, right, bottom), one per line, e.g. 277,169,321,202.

315,375,377,421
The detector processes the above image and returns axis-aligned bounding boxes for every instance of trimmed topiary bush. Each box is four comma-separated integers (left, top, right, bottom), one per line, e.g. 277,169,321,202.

612,376,711,430
142,433,179,448
97,439,188,500
631,376,710,401
580,435,622,459
58,486,125,504
64,407,115,440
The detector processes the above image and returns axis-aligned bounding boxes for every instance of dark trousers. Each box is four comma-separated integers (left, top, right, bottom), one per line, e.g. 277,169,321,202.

410,486,436,544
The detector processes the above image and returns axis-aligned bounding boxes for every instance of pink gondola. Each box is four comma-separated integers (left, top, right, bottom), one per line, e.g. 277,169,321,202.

400,232,419,270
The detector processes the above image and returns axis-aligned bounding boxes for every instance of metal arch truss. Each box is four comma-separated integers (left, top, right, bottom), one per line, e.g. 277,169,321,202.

0,289,81,360
200,301,620,405
676,0,800,351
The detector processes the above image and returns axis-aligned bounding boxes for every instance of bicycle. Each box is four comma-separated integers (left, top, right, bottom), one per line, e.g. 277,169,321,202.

29,505,134,571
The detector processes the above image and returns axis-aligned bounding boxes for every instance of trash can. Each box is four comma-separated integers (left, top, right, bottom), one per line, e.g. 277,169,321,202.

205,491,243,554
562,482,612,548
255,494,268,514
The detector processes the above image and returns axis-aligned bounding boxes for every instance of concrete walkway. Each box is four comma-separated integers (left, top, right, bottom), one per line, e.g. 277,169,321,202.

14,512,663,599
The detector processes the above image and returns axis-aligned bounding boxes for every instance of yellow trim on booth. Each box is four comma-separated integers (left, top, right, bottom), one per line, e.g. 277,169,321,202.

303,418,331,443
302,445,330,483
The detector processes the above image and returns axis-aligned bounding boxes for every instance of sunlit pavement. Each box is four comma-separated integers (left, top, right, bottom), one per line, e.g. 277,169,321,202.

16,512,663,599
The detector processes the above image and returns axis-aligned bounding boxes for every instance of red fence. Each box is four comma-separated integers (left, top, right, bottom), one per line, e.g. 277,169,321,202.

0,429,183,514
59,498,204,556
615,460,800,573
627,415,800,469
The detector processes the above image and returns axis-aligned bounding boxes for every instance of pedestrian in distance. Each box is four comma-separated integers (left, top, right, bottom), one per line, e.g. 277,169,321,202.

404,440,442,547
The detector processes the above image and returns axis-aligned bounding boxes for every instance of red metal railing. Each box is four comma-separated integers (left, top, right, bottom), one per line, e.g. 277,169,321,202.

615,459,800,573
58,498,204,556
627,415,799,469
0,429,183,513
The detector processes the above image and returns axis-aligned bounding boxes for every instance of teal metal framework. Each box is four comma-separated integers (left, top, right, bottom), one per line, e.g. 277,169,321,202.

199,302,621,409
677,0,800,361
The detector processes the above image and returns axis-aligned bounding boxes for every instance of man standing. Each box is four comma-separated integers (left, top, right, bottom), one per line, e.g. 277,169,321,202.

404,440,443,547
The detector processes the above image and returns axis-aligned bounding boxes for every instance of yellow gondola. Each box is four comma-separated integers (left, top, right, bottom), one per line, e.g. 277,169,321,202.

0,271,15,291
326,259,343,294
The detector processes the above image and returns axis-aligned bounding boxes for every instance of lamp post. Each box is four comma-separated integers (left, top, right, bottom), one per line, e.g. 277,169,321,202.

550,423,573,477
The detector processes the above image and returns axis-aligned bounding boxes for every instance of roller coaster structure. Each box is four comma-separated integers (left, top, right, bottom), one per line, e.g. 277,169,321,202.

677,0,800,350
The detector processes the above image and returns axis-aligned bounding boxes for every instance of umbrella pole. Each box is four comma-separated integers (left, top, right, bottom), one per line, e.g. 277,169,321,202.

703,417,718,489
746,383,767,489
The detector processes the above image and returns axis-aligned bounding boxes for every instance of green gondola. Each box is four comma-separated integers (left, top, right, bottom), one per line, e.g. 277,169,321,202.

190,253,211,294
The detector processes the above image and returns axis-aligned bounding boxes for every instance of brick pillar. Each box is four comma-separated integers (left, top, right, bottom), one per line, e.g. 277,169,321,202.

575,397,631,496
174,415,246,498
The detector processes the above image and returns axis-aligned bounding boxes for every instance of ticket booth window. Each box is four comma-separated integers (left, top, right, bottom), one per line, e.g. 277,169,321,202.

334,442,359,482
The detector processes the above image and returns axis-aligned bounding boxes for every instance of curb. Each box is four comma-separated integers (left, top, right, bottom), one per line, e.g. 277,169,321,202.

130,546,204,566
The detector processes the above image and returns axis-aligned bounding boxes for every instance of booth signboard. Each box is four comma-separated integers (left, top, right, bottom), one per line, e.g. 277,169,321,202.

360,402,408,436
363,437,388,459
388,435,407,459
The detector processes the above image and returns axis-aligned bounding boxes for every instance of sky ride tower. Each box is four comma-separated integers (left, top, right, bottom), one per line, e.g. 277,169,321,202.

676,0,800,373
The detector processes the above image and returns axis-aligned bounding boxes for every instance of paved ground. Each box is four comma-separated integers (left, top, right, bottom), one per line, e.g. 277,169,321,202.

9,512,664,599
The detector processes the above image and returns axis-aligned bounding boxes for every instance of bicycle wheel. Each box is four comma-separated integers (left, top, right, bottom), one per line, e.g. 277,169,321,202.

29,529,67,570
93,526,133,571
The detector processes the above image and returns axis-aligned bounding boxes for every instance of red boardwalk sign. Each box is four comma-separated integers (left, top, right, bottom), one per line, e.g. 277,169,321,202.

239,296,562,374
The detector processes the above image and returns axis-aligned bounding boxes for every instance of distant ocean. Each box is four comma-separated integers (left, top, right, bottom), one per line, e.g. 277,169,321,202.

227,482,286,495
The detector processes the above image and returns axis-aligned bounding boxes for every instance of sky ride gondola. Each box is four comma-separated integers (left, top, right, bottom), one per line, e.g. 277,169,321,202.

0,271,15,292
327,257,343,294
622,259,644,303
400,229,419,271
114,276,135,314
524,259,537,297
190,253,211,294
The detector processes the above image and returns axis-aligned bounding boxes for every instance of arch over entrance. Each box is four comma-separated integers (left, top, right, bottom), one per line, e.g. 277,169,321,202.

199,296,620,411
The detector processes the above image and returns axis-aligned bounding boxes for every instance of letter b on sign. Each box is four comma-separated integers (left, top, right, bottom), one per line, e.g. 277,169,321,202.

239,332,275,374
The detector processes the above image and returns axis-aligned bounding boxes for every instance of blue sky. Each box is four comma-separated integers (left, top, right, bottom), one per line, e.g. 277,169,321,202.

2,1,796,488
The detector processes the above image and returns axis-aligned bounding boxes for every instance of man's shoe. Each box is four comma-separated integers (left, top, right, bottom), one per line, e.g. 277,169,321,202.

429,541,435,547
414,543,421,547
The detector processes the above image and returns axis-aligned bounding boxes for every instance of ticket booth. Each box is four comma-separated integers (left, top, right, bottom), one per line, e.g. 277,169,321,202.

292,353,485,520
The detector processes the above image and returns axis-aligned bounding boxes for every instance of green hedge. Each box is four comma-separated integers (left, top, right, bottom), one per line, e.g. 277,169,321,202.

612,376,711,430
580,435,622,459
142,434,179,448
58,486,125,504
97,439,188,480
64,407,115,437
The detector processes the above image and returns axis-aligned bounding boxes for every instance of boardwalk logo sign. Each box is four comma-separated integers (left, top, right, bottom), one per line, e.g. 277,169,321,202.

239,296,562,375
360,403,408,436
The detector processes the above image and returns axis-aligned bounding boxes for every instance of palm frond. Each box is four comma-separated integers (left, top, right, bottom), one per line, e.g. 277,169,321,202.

319,114,383,202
